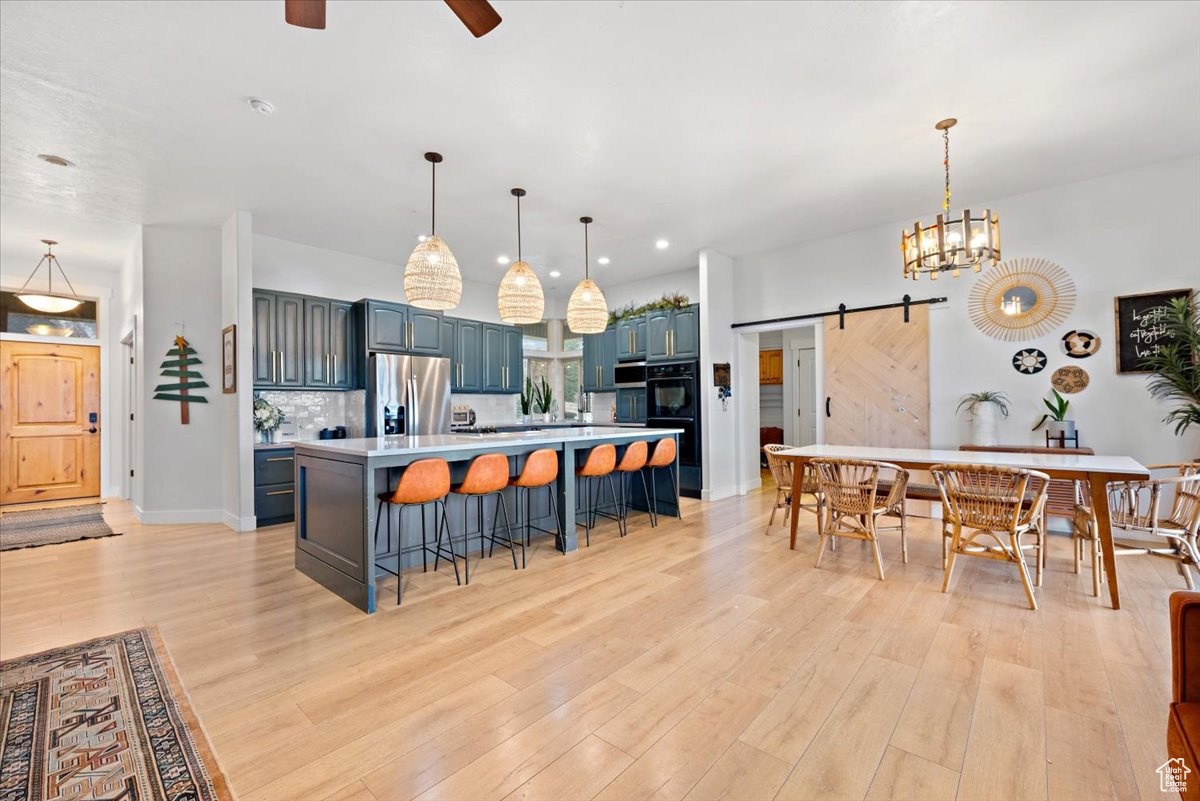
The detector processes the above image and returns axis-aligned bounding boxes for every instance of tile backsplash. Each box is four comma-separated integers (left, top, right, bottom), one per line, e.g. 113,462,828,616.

257,389,365,440
459,393,522,425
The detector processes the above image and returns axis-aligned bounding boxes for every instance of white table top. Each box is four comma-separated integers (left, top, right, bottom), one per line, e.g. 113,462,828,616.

293,426,683,458
776,444,1149,477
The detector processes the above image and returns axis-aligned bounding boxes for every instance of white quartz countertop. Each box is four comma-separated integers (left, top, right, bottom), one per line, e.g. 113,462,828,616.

777,444,1149,476
292,426,683,458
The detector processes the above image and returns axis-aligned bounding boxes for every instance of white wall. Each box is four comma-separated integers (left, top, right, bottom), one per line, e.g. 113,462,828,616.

139,226,225,523
221,211,255,531
734,155,1200,467
593,267,700,312
119,229,144,507
698,249,740,500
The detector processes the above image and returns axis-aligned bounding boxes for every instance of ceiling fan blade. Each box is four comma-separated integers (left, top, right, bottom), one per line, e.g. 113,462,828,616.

285,0,326,29
444,0,502,38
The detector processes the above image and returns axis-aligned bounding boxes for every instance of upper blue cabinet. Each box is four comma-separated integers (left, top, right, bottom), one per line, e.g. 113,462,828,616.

645,304,700,363
363,300,442,355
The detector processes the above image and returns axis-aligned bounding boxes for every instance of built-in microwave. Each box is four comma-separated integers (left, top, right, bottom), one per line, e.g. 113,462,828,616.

613,361,647,388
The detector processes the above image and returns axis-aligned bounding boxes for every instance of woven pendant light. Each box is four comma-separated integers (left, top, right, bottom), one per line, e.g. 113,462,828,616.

497,188,544,324
567,216,608,334
404,152,462,310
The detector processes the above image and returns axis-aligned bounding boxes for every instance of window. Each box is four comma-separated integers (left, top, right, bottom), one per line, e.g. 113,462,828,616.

520,321,548,352
563,331,583,352
1,290,98,339
562,357,581,418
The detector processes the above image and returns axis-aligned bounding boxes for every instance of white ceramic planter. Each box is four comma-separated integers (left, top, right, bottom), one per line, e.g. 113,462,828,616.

971,403,999,446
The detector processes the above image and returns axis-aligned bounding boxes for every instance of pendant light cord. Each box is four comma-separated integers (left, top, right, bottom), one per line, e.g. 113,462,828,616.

430,160,437,237
16,255,50,295
583,220,590,279
516,192,522,262
15,243,78,300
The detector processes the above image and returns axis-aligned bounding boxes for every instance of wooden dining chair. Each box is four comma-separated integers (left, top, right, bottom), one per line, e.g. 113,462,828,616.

810,458,908,580
1072,463,1200,596
932,464,1048,610
762,444,821,536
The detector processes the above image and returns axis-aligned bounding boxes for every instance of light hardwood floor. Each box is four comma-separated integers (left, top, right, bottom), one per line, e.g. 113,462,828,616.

0,486,1183,801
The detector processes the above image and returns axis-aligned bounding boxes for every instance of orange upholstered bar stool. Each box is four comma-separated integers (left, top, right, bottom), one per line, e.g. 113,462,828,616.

643,437,679,527
576,443,619,546
452,453,518,579
614,441,652,534
507,448,562,566
373,457,456,606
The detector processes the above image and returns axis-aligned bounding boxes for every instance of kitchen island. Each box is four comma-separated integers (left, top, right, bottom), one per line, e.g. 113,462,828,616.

293,426,682,612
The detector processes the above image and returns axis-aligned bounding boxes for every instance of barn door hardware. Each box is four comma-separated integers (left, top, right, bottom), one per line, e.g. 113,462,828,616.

731,295,947,330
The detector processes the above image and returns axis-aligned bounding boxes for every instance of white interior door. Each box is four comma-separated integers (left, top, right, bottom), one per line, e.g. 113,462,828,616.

793,347,817,446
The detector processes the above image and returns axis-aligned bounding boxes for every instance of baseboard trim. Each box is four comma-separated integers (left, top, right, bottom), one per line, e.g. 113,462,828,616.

702,484,738,502
136,508,225,525
222,511,258,532
738,477,763,495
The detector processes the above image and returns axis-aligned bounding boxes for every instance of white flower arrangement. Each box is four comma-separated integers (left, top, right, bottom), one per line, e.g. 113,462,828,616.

253,396,285,433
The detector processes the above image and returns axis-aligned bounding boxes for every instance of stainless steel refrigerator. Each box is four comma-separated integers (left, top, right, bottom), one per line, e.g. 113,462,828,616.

366,354,452,436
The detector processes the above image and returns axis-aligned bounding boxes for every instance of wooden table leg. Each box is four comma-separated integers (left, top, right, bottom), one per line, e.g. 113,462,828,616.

1089,471,1121,610
789,457,804,550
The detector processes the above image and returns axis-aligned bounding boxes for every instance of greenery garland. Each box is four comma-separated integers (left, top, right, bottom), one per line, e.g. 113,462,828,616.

607,292,690,325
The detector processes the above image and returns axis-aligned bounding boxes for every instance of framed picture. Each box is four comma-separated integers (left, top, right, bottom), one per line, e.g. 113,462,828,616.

222,324,237,393
1113,288,1192,374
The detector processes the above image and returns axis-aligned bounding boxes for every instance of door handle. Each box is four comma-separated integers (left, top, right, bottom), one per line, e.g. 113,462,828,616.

326,353,331,381
826,397,831,417
271,349,277,382
279,351,285,381
87,427,98,434
333,354,338,381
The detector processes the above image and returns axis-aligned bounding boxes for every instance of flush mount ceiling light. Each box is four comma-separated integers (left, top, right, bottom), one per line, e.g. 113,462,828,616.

497,188,544,324
37,154,75,167
16,239,83,314
567,216,608,334
403,152,461,310
902,118,1000,281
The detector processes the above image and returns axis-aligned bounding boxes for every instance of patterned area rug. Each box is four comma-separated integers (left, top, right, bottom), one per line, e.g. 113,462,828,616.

0,627,232,801
0,504,120,551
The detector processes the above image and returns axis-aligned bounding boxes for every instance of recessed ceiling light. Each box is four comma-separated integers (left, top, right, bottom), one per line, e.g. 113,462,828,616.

37,154,74,167
497,255,510,265
417,234,428,242
247,98,275,115
549,270,561,278
655,239,669,250
597,257,610,265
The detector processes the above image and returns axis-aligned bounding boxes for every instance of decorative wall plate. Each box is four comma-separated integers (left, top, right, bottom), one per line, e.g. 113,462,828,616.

1051,365,1089,394
1061,329,1100,358
967,257,1076,341
1012,348,1047,374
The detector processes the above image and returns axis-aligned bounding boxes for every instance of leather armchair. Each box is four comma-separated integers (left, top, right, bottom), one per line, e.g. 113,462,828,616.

1170,591,1200,801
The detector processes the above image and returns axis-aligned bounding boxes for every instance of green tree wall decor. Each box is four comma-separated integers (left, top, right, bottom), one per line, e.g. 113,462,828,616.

153,335,208,424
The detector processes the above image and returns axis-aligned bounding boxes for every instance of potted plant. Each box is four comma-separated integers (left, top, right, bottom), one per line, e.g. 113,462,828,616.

253,395,285,444
1032,388,1074,439
534,377,553,423
520,376,534,424
1143,294,1200,435
956,391,1010,446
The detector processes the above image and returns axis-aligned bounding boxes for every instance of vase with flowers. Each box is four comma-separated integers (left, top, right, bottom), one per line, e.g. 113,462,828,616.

253,396,285,444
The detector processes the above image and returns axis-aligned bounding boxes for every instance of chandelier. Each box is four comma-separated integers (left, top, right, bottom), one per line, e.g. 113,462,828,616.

16,239,83,313
404,152,462,310
566,216,607,334
497,187,544,324
901,118,1000,281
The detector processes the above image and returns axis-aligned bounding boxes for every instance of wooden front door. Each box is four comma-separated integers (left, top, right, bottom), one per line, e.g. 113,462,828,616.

823,306,930,448
0,341,101,504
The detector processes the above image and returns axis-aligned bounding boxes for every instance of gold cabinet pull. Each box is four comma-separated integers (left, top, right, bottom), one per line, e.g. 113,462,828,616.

271,349,277,382
265,488,294,496
333,354,338,381
265,456,293,462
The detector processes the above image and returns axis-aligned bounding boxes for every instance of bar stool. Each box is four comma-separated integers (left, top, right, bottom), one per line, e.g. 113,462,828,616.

615,441,652,533
643,437,680,527
373,458,457,606
452,453,518,577
576,443,619,546
508,448,562,566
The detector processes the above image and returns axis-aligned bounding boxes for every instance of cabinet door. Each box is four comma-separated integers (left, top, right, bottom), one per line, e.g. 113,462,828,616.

600,327,618,390
504,327,523,393
634,391,647,422
330,301,355,389
646,310,671,361
615,388,635,423
582,333,601,391
672,305,700,359
481,324,505,393
616,319,636,361
304,298,331,386
408,308,443,355
633,317,647,358
252,290,276,386
457,319,483,392
367,302,407,351
440,318,458,386
275,293,306,387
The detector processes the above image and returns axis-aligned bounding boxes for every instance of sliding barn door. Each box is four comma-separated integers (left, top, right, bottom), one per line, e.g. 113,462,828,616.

1,341,101,505
823,306,930,448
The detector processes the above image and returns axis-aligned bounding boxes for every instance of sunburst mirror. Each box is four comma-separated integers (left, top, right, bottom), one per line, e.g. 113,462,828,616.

967,257,1075,341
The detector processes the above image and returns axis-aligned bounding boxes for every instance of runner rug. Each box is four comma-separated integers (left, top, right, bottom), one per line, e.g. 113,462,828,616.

0,504,120,551
0,627,233,801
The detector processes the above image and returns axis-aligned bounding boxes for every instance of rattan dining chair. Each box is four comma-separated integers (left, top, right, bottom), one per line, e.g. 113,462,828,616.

1072,463,1200,596
810,458,909,580
932,464,1049,610
762,444,822,536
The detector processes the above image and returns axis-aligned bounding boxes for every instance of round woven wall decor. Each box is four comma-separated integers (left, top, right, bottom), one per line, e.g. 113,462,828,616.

1051,365,1089,394
967,257,1076,341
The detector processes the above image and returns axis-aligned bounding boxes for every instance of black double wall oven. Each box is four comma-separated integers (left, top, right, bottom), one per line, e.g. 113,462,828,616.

646,361,701,497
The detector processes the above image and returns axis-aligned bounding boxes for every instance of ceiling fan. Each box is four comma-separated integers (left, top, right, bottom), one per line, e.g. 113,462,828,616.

284,0,501,37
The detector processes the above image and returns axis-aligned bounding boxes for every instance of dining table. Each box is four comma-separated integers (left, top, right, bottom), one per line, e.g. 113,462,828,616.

776,444,1151,610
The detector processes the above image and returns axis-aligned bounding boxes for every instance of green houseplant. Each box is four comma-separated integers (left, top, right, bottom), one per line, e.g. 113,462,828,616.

519,376,534,421
956,391,1009,446
1142,294,1200,435
1032,389,1073,438
534,377,553,421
